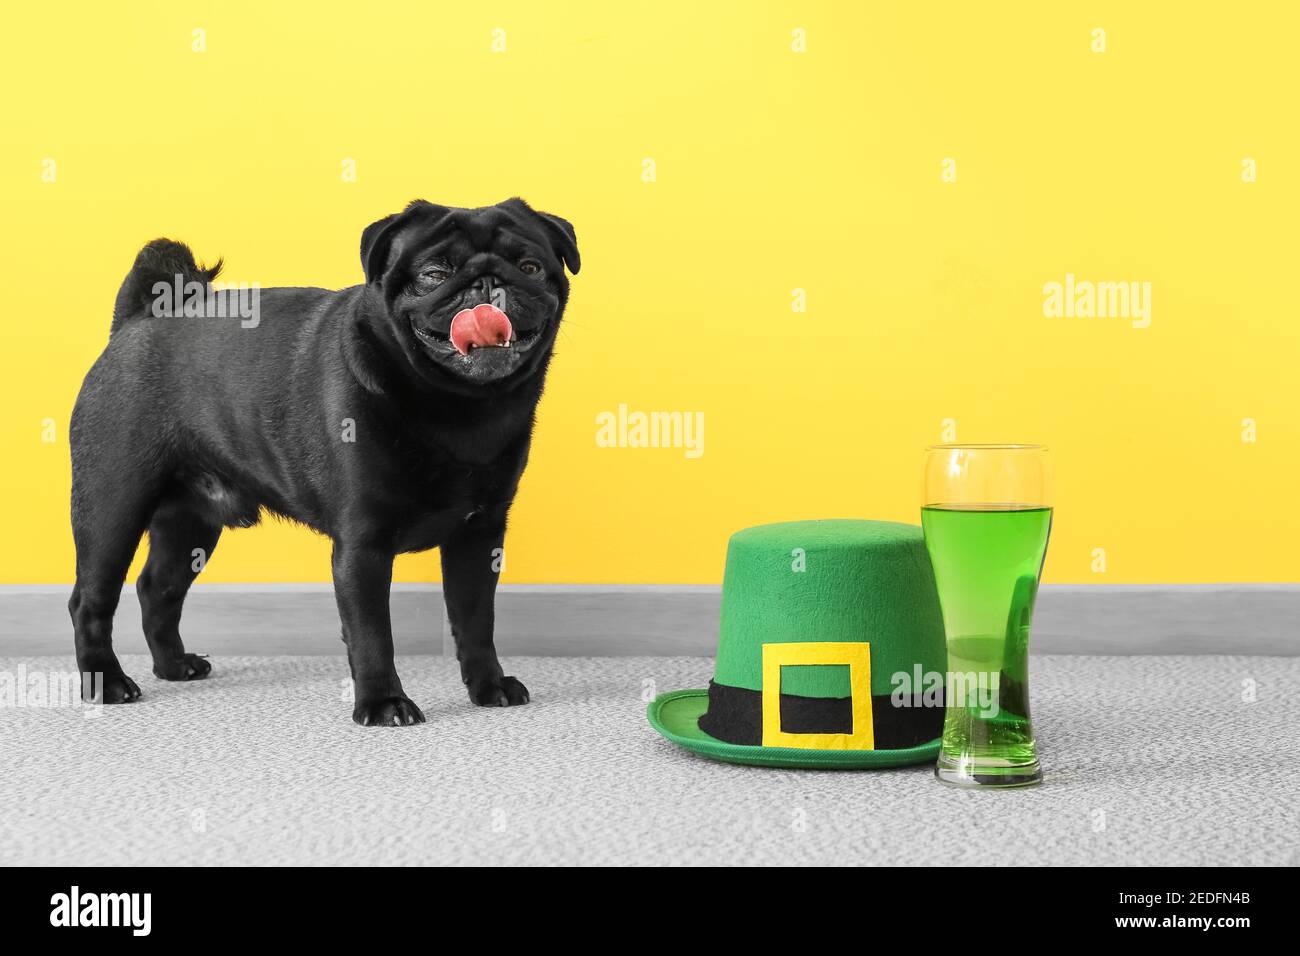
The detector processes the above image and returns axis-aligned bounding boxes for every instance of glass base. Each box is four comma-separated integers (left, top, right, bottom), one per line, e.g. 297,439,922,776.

935,755,1042,789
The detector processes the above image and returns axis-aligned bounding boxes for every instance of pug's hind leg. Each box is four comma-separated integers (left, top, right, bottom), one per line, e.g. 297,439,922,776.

70,474,158,704
138,493,221,681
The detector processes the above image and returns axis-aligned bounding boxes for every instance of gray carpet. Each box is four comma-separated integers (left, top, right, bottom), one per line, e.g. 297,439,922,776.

1,654,1295,866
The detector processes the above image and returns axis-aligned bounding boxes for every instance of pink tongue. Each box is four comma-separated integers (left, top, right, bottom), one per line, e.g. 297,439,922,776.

450,303,513,355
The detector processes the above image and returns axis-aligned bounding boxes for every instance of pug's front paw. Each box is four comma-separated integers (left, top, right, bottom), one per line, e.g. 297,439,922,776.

83,670,143,704
153,653,212,681
353,695,426,727
466,675,530,707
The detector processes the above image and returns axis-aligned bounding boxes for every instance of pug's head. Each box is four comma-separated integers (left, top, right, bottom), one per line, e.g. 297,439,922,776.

360,198,579,390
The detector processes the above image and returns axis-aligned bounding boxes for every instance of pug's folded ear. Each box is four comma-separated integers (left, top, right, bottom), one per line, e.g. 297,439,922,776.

361,201,448,285
360,213,401,284
537,212,580,275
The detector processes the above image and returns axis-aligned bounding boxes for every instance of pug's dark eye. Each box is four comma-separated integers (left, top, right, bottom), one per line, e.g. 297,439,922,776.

411,261,452,294
518,259,542,277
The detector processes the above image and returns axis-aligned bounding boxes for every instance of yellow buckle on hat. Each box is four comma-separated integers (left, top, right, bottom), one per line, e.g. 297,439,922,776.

761,642,875,750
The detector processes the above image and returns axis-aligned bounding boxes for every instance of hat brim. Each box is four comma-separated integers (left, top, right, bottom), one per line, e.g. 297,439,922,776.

647,689,942,770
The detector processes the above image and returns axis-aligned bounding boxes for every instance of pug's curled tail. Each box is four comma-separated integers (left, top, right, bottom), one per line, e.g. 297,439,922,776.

112,239,223,333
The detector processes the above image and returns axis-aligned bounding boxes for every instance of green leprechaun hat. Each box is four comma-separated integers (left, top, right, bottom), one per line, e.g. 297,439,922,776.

647,520,948,769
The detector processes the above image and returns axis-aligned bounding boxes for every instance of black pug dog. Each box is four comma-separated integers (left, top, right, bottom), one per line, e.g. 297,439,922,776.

68,198,579,725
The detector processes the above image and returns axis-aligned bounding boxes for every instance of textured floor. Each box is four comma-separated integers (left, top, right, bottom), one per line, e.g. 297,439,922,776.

1,654,1296,866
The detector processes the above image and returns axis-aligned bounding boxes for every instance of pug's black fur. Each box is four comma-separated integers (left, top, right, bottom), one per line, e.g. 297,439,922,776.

68,199,579,725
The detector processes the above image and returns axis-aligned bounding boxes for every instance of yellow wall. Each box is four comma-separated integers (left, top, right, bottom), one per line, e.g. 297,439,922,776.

2,2,1296,585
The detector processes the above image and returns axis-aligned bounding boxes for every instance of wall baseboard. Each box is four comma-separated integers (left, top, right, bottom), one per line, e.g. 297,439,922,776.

1,584,1295,657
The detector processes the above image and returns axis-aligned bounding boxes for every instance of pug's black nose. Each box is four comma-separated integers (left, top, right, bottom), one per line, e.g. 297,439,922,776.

473,275,505,310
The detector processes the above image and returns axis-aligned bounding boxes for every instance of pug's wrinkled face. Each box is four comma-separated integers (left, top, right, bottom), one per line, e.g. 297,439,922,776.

361,198,579,387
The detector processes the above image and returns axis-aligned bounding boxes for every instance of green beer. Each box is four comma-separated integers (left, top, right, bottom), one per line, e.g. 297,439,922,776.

922,444,1052,787
922,504,1051,786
